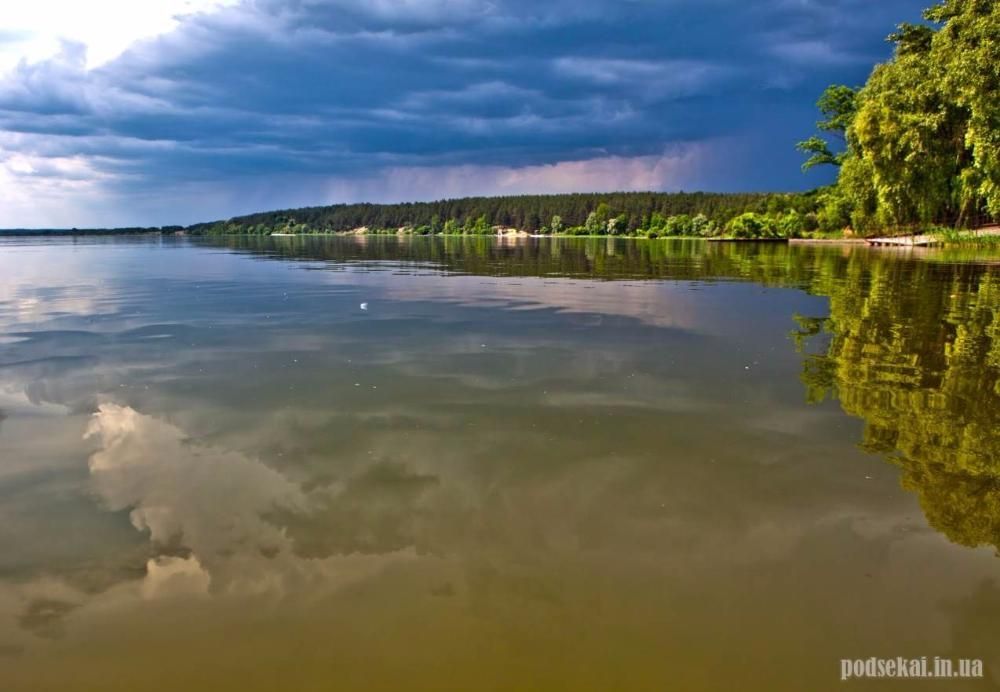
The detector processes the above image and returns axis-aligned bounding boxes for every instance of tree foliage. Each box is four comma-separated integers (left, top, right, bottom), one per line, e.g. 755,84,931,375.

189,191,820,237
797,85,858,171
805,1,1000,232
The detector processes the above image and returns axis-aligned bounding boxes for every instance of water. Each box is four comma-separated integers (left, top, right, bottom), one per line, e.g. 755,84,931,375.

1,235,998,691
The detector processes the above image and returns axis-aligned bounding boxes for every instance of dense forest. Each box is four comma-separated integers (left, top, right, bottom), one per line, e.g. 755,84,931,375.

800,0,999,233
187,191,821,238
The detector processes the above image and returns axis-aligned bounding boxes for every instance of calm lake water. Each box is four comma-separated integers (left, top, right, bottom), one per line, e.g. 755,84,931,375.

1,235,999,691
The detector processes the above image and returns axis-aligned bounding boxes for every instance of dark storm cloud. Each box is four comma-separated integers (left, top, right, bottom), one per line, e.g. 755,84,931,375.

0,0,929,225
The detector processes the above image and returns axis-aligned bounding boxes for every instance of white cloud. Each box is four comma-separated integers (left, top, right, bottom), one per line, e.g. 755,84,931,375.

0,0,239,72
0,152,113,228
769,39,866,66
553,57,731,100
141,555,212,599
85,403,309,573
325,0,494,23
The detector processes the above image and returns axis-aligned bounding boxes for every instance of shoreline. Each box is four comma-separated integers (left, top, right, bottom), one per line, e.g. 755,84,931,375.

0,230,993,249
789,237,866,245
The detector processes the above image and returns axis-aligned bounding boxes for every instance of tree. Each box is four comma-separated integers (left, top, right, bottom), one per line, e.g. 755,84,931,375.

586,203,611,234
848,26,966,228
727,213,775,239
190,192,827,237
821,1,1000,231
664,214,694,236
888,22,935,55
776,210,805,238
814,185,857,234
608,214,627,235
690,213,715,237
797,85,858,171
468,214,490,234
930,0,1000,221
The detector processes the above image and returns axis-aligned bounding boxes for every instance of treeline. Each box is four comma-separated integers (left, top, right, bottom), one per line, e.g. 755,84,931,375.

0,226,183,236
188,191,823,237
800,0,999,234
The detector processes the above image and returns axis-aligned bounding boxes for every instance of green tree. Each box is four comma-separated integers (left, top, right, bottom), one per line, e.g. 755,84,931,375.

608,214,627,235
848,26,967,228
691,213,715,237
797,85,858,171
727,213,777,239
467,215,491,234
776,210,805,238
929,0,1000,221
821,1,999,231
664,214,694,236
584,203,611,234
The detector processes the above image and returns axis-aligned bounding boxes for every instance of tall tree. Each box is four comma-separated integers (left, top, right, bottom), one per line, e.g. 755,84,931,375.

805,1,999,232
797,85,858,171
848,25,967,229
929,0,1000,222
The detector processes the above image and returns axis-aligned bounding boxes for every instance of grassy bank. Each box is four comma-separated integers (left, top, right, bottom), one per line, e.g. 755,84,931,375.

934,228,1000,247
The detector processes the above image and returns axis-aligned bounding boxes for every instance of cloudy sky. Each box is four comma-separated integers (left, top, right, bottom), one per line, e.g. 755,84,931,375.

0,0,927,228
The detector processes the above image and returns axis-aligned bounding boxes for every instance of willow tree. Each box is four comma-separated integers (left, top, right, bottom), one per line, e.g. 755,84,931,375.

805,1,1000,232
929,0,1000,222
796,85,858,171
848,21,968,230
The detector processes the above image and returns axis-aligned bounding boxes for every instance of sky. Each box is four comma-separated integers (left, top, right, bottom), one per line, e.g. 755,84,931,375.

0,0,930,228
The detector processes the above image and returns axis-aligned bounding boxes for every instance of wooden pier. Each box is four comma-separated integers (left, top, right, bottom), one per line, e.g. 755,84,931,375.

865,234,939,247
865,225,1000,247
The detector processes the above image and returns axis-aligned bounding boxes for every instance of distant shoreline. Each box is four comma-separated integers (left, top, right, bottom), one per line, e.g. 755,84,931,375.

0,229,172,237
0,229,992,248
0,230,775,241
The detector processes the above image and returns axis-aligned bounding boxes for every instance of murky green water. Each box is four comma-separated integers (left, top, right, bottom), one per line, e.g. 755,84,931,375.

1,235,998,691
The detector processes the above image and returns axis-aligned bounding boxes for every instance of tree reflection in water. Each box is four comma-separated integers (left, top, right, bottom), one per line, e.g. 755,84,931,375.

796,258,1000,552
